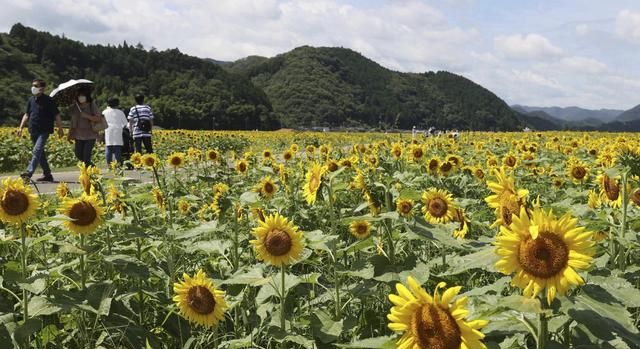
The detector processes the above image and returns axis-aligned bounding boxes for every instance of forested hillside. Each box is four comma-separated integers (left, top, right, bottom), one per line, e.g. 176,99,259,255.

1,23,524,130
226,46,522,130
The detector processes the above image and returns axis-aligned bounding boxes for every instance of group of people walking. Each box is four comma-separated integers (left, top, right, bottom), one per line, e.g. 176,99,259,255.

18,78,155,182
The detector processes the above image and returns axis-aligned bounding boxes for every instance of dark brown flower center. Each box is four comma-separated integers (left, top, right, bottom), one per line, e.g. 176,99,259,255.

170,156,182,166
355,223,369,236
518,232,569,278
440,162,452,173
505,156,516,167
187,285,216,314
400,202,412,214
1,190,29,216
413,148,424,159
238,162,247,172
428,198,448,217
328,162,338,172
393,148,402,157
263,182,275,194
411,303,462,349
264,229,292,256
208,152,218,160
69,201,97,226
571,166,586,180
428,160,439,171
284,152,292,160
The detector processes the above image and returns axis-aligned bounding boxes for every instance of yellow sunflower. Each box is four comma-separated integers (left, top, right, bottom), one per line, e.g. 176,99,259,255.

151,187,165,210
495,207,595,305
167,152,186,168
257,176,278,199
452,208,469,240
173,269,227,328
178,199,191,215
283,150,294,162
303,163,325,205
427,157,440,174
235,159,249,175
56,182,70,199
566,158,589,184
391,142,403,159
250,213,304,267
60,193,104,235
410,145,425,163
130,152,143,168
502,153,518,168
206,149,220,162
421,188,456,224
141,154,159,169
396,198,414,217
485,168,528,212
439,161,454,177
596,173,623,208
387,276,488,349
0,177,39,224
349,220,372,239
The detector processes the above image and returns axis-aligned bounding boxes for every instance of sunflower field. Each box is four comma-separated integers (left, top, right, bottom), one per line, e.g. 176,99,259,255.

1,130,639,349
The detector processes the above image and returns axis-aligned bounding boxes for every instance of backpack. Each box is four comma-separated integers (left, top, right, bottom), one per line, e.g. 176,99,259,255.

134,106,152,132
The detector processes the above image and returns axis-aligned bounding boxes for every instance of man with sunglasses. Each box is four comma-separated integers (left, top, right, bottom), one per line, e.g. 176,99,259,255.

17,79,64,182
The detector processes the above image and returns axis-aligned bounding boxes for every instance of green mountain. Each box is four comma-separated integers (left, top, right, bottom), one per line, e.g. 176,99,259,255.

616,104,640,122
225,46,522,130
0,23,279,130
1,24,523,131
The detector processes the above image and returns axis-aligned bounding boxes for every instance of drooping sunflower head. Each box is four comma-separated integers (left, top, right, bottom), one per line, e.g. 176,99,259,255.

396,198,414,217
596,173,622,207
495,207,595,305
452,208,469,240
167,152,186,168
303,163,325,205
60,193,104,235
56,182,70,199
421,188,456,224
151,187,165,209
0,177,39,224
387,276,488,349
349,220,372,239
485,168,528,211
235,159,249,175
173,269,227,328
250,213,304,267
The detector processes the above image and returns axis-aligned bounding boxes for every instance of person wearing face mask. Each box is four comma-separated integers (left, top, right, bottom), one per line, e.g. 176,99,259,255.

68,86,101,166
18,79,64,182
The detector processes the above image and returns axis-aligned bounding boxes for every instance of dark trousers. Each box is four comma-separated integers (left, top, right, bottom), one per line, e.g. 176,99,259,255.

106,145,123,165
134,137,153,154
74,139,96,166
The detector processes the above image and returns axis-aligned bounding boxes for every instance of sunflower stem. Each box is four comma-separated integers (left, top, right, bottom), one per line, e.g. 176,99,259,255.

20,223,29,348
537,302,548,349
79,234,86,291
618,171,629,271
280,265,287,348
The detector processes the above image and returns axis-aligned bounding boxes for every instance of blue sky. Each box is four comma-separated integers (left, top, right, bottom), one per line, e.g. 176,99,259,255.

2,0,639,110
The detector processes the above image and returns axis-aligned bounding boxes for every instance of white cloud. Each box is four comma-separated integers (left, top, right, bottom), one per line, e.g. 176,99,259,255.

616,9,640,41
494,33,563,59
575,24,590,35
0,0,638,110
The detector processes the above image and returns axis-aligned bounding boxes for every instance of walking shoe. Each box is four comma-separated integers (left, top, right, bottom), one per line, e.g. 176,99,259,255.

20,172,31,182
35,174,54,182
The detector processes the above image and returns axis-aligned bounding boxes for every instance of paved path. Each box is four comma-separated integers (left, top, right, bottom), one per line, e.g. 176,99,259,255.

1,169,154,195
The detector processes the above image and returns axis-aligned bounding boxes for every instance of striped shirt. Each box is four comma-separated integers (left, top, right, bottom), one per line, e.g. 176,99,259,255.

127,104,154,138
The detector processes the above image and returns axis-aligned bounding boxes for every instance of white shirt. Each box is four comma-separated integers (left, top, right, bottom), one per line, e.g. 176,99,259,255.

103,107,129,146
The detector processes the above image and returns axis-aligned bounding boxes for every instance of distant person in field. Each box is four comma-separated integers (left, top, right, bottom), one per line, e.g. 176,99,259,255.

18,78,64,182
103,97,129,166
68,86,101,166
128,93,154,154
